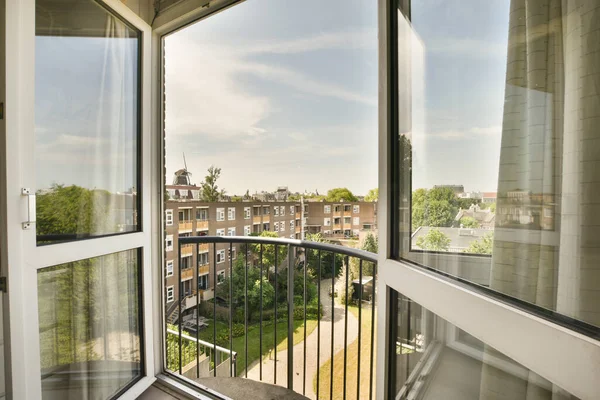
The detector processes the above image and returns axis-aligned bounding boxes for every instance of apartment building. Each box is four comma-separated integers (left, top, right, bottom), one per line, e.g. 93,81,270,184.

304,201,376,237
164,200,302,315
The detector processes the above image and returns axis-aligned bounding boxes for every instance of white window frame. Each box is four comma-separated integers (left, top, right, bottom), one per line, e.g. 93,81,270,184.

216,229,225,237
198,252,209,266
280,222,285,232
244,225,251,236
353,205,360,213
228,247,236,260
166,286,174,303
375,4,599,399
324,217,331,226
216,250,226,264
290,220,295,230
274,207,279,216
216,207,225,221
280,206,285,216
324,205,331,213
165,235,174,252
227,227,236,236
353,217,360,226
290,205,295,214
217,270,226,284
165,209,173,226
244,207,251,219
166,260,174,277
274,222,279,231
228,207,235,221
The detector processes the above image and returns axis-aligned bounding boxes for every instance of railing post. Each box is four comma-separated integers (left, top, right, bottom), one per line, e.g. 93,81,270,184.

287,244,294,390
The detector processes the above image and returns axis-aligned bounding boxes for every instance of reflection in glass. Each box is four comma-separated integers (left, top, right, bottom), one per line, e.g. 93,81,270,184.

392,292,579,400
35,0,140,244
397,0,600,329
37,250,141,399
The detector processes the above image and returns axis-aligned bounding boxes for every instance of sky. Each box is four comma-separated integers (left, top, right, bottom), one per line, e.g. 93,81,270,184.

34,0,510,196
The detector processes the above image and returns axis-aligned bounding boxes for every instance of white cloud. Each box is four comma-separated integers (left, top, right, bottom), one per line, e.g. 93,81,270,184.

426,125,502,140
243,30,376,55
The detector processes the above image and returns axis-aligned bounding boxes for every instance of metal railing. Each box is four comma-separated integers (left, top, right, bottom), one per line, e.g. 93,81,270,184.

167,235,377,399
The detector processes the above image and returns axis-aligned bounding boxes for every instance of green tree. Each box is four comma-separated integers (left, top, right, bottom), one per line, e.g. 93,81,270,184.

459,216,479,228
411,188,458,230
350,232,378,277
247,231,288,275
364,188,378,202
200,166,224,202
489,202,496,213
415,228,451,251
325,188,358,202
464,233,494,255
304,233,344,278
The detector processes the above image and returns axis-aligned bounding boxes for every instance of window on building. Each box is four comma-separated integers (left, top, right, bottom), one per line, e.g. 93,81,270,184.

166,260,174,277
166,286,174,303
344,205,351,212
165,210,173,226
263,206,270,215
274,222,279,231
253,206,261,216
180,255,192,270
353,205,360,213
323,230,331,235
244,207,251,219
216,250,225,264
228,207,235,220
324,205,331,214
263,223,270,231
216,229,225,237
353,229,360,236
290,220,295,230
280,206,285,216
165,235,173,252
334,205,341,212
196,208,208,221
217,270,225,283
244,225,251,236
280,222,285,232
227,227,236,236
324,218,331,226
290,205,295,214
216,208,225,221
197,274,209,290
198,252,209,266
228,247,236,260
334,218,341,225
353,217,360,226
274,207,279,216
344,217,351,224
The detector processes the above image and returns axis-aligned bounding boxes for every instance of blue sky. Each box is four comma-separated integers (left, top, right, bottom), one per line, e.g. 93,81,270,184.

35,0,510,196
165,0,510,195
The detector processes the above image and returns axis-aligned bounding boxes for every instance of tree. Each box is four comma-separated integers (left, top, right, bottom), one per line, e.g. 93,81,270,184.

411,188,458,230
415,228,451,251
200,166,223,202
247,231,288,276
325,188,358,202
350,232,378,277
335,263,354,304
464,233,494,255
304,233,344,278
364,188,378,202
459,216,479,228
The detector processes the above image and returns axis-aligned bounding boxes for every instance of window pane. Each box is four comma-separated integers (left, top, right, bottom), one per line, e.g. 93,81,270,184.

35,0,140,245
395,1,600,329
392,291,579,399
37,249,142,399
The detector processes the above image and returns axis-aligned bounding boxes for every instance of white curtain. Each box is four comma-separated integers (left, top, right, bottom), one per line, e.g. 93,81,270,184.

482,0,600,398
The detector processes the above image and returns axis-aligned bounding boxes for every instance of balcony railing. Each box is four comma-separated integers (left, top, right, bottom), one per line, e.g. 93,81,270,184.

169,235,377,399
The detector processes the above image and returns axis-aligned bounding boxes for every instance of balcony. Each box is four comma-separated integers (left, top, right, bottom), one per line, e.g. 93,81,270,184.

180,244,194,256
169,235,377,399
196,220,209,231
179,221,193,232
253,216,262,224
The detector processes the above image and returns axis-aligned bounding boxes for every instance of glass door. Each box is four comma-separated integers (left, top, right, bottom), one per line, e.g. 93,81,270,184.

3,0,156,398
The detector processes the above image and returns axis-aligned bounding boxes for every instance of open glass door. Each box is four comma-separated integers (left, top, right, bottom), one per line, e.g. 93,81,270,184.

2,0,156,398
377,0,600,399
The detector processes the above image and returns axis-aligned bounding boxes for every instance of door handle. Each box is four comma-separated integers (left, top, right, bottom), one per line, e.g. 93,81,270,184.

21,188,36,230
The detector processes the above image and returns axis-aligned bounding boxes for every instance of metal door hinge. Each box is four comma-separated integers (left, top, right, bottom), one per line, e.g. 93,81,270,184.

0,277,7,293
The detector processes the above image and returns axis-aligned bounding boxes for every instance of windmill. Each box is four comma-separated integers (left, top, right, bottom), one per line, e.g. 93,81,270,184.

173,153,193,185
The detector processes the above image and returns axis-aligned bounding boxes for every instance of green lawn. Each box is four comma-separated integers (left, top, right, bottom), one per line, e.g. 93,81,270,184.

315,304,376,400
198,318,318,376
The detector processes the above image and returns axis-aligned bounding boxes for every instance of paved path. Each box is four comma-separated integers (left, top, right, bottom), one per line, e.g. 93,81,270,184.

245,279,359,399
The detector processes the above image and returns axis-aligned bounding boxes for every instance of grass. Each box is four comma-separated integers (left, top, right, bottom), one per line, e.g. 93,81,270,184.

197,318,318,376
315,303,376,400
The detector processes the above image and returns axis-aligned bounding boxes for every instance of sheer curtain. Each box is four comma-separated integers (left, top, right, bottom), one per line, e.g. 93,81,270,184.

483,0,600,398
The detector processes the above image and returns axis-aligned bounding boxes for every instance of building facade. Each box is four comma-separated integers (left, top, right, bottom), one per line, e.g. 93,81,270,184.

304,201,377,237
164,199,303,318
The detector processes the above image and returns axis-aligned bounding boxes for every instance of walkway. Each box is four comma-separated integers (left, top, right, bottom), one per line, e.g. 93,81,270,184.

245,279,359,399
